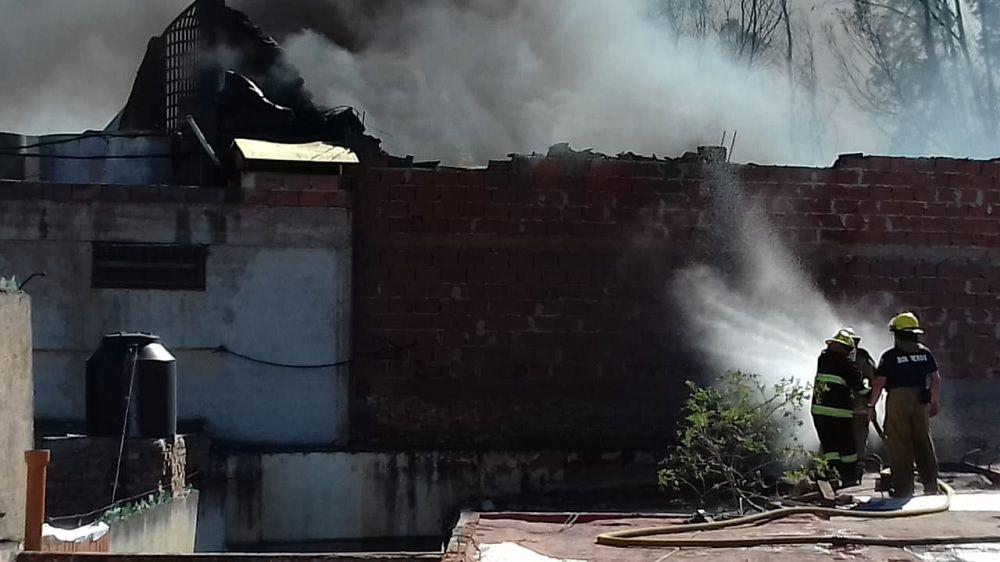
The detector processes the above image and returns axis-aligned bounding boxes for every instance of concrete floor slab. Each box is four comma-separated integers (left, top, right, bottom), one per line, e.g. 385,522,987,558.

449,472,1000,561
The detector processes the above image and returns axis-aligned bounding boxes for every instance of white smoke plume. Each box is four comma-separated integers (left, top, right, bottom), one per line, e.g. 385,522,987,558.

3,0,998,168
276,0,845,166
672,166,894,447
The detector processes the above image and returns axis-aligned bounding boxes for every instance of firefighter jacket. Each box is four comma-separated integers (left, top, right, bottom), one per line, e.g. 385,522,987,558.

811,349,865,419
853,347,876,408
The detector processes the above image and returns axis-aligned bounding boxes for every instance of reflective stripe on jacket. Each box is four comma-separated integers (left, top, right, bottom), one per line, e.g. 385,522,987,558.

811,349,864,417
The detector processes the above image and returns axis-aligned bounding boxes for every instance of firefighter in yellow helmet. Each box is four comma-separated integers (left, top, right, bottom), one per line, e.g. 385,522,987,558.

867,312,941,497
811,329,865,486
843,327,877,453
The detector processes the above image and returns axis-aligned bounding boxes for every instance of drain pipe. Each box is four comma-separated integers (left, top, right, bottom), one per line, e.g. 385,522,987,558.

24,450,50,551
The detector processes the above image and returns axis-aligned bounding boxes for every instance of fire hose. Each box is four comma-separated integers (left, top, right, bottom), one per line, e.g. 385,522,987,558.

596,418,1000,549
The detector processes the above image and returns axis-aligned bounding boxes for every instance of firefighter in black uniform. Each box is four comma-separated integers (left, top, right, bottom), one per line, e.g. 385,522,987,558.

811,329,865,485
844,327,877,453
867,312,941,497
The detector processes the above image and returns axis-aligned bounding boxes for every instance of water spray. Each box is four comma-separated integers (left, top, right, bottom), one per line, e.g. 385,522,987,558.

672,164,892,447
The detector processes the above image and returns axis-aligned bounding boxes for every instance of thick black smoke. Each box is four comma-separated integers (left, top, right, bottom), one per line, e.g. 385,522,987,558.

231,0,403,52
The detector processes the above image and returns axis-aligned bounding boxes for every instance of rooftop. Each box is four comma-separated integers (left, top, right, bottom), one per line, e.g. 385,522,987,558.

446,471,1000,561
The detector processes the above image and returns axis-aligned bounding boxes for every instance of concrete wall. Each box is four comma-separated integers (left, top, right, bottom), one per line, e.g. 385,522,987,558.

0,184,352,445
0,293,33,543
1,543,19,562
108,491,199,554
38,135,175,186
222,449,658,547
0,134,177,186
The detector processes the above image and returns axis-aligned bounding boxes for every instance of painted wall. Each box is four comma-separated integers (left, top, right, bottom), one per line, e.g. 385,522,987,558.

1,543,18,562
0,293,33,543
38,135,175,186
108,491,199,554
0,134,176,186
0,186,352,445
222,449,658,547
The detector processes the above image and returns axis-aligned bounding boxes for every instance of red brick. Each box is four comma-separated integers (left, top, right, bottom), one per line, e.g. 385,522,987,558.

832,200,860,214
793,229,819,243
439,186,466,203
70,185,98,201
100,186,131,202
381,200,408,217
434,201,461,218
348,162,1000,447
466,186,491,203
390,185,416,201
268,190,300,206
297,190,324,207
835,169,861,184
415,185,440,201
947,174,974,188
302,190,351,208
936,159,982,174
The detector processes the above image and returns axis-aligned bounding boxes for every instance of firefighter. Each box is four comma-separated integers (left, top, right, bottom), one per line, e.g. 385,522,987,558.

867,312,941,497
811,328,865,486
843,327,877,453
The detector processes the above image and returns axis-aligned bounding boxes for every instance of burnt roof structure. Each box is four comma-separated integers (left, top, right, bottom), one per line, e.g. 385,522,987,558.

109,0,379,155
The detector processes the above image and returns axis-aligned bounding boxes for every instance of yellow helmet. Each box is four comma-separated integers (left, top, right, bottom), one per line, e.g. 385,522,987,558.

842,326,860,344
825,329,856,348
889,312,924,334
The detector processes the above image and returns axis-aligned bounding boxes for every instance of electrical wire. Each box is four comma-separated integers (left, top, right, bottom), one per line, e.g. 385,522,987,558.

46,471,201,526
110,347,139,504
29,341,415,366
212,345,352,369
210,341,414,369
0,131,170,152
0,151,188,160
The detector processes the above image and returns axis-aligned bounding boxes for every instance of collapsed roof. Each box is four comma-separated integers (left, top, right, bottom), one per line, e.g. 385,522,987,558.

108,0,381,156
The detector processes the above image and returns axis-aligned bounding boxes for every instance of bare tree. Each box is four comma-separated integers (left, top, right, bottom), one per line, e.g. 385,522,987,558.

658,0,787,67
829,0,1000,155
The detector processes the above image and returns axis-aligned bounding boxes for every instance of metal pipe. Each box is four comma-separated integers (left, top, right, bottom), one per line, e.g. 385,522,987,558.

183,115,222,172
23,450,50,551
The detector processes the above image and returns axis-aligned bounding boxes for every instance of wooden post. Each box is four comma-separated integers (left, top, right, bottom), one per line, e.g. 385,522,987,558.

24,450,50,551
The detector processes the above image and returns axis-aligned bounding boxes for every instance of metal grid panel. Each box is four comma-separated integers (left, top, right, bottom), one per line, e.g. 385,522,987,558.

164,3,200,132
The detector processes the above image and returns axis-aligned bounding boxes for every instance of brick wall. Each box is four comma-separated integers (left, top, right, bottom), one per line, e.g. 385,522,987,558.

352,156,718,449
43,436,188,520
740,154,1000,381
351,153,1000,448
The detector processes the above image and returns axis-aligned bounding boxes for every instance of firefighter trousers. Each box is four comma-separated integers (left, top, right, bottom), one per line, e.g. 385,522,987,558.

885,387,939,496
812,413,859,484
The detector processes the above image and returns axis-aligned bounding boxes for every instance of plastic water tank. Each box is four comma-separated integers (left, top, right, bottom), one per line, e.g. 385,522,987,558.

85,332,177,438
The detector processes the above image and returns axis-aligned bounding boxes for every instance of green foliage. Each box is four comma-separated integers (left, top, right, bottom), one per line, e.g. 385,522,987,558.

658,371,825,510
99,490,174,524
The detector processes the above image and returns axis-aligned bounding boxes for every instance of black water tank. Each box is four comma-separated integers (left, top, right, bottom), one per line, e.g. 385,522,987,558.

85,332,177,438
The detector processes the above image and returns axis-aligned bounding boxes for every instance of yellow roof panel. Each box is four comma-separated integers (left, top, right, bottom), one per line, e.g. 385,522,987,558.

234,138,359,165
